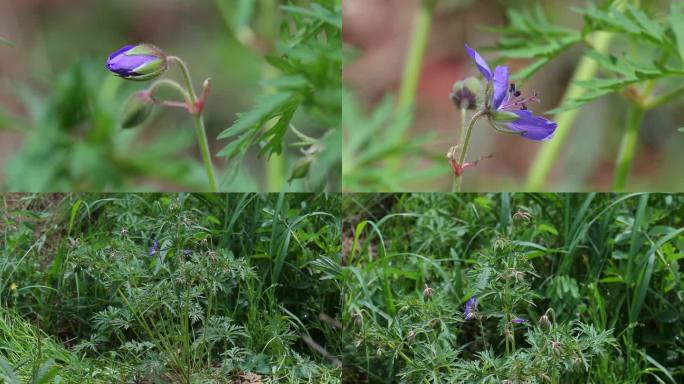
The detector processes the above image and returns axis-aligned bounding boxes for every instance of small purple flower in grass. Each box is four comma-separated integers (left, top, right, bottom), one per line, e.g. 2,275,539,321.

512,317,526,324
106,44,167,81
464,296,478,320
464,44,557,141
149,240,158,256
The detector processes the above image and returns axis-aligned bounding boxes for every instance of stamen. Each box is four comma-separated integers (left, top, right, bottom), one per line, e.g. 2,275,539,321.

521,104,528,110
509,83,516,93
514,91,521,97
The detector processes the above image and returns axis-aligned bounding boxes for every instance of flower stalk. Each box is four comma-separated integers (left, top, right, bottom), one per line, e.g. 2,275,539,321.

168,56,218,192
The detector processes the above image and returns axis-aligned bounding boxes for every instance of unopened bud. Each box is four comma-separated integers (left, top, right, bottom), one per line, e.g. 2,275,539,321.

121,91,154,128
106,43,168,81
406,330,416,343
539,314,551,328
351,311,363,328
451,77,481,110
551,341,563,356
423,284,434,301
289,157,312,182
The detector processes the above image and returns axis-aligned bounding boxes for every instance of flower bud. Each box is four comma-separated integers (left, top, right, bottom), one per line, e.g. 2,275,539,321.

551,341,563,356
121,91,154,128
351,311,363,328
539,314,551,328
288,156,312,182
406,330,417,343
423,284,434,301
106,44,168,81
450,77,481,110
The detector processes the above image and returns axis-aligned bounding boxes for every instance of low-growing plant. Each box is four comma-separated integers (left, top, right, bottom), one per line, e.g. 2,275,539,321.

341,193,684,383
1,193,343,383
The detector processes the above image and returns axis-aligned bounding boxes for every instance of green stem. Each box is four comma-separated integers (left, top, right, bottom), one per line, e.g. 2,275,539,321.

478,318,488,351
168,56,218,192
452,108,468,192
395,0,437,138
524,31,616,190
147,78,190,103
453,110,486,192
613,103,645,191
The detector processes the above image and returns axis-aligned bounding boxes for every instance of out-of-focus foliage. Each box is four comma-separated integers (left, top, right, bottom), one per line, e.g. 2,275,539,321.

488,1,684,113
217,0,342,191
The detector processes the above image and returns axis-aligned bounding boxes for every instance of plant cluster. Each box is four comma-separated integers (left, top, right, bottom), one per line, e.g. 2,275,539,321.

341,193,684,383
0,193,342,383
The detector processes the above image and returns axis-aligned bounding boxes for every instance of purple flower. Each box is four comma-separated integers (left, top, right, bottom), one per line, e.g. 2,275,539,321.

512,317,526,324
149,240,158,256
464,296,478,320
465,44,557,141
106,44,167,81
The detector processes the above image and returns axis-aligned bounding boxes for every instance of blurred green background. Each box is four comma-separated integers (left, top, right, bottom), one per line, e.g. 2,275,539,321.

0,0,340,192
342,0,684,192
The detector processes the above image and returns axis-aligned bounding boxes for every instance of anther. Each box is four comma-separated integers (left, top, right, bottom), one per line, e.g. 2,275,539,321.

514,91,521,97
509,83,516,93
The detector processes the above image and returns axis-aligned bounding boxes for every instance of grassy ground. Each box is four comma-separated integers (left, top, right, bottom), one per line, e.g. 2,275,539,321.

0,193,342,383
341,193,684,383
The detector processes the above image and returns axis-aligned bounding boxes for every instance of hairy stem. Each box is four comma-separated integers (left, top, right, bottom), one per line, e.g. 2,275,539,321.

453,110,486,192
613,103,645,191
168,56,218,192
524,31,616,190
452,107,468,192
147,78,190,103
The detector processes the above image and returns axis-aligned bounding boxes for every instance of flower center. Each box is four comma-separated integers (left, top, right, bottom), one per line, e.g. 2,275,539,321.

499,83,540,112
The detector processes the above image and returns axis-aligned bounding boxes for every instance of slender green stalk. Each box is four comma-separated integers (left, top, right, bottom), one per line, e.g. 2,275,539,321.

168,56,218,192
524,31,616,190
452,108,468,192
453,111,486,192
147,78,190,102
395,0,437,136
613,104,645,191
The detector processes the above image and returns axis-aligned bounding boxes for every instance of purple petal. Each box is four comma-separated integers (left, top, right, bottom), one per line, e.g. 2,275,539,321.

512,317,526,324
491,66,509,110
106,45,157,77
108,45,133,60
465,44,492,81
506,110,557,141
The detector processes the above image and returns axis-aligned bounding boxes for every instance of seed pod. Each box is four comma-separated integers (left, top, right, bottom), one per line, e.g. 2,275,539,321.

121,91,154,128
106,44,168,81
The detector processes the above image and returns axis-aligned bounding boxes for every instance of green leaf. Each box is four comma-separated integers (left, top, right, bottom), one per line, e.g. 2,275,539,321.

281,4,342,29
677,127,684,133
670,2,684,64
217,92,294,140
